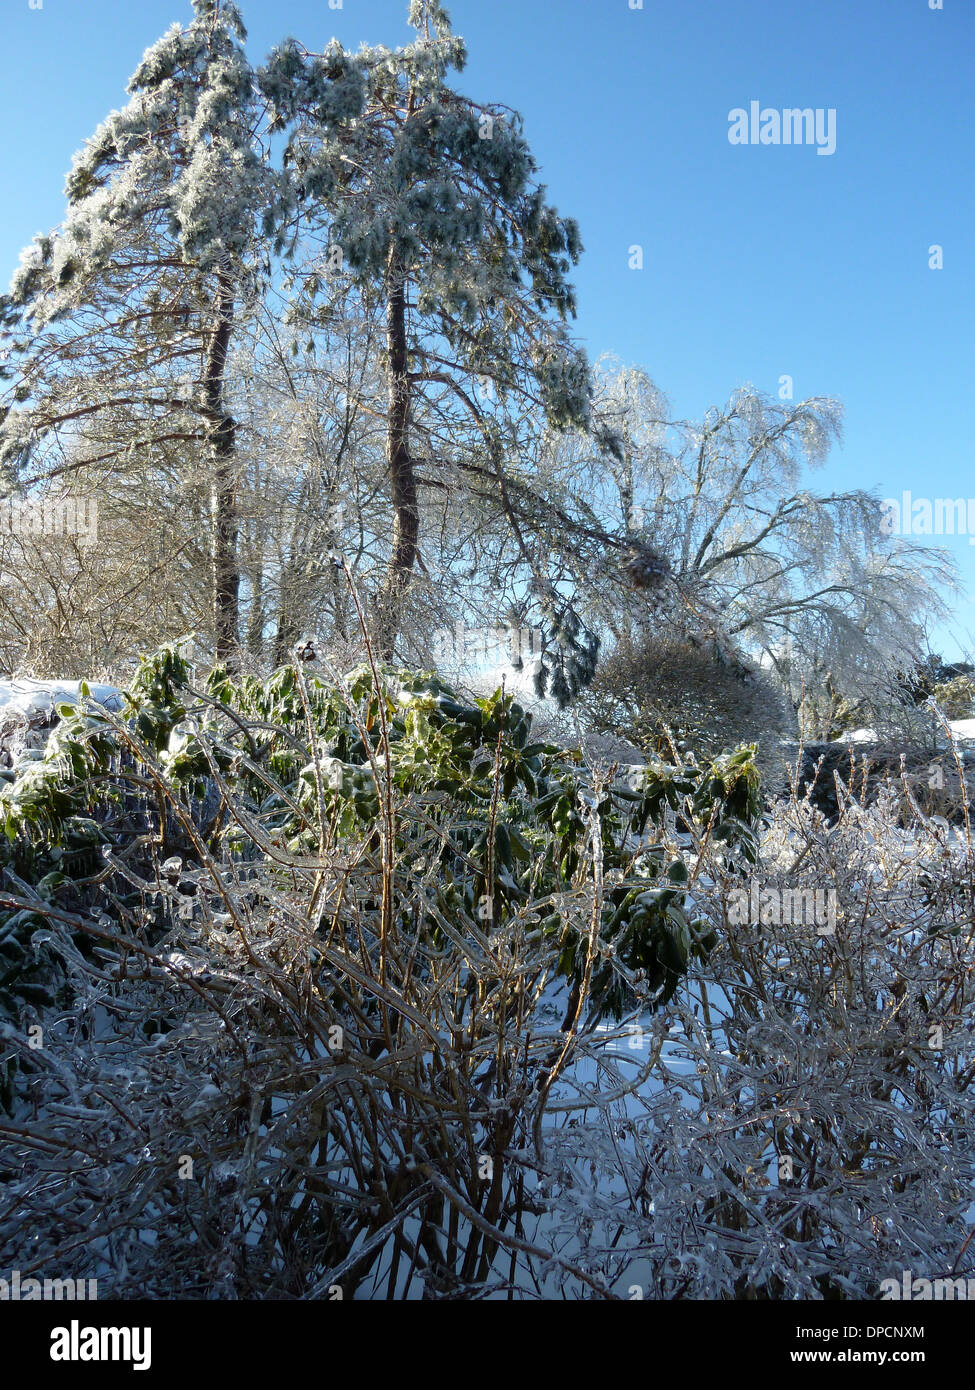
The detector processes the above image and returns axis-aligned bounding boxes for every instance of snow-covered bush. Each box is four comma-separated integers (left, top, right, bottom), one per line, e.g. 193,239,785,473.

3,642,971,1299
0,642,759,1296
932,675,975,720
533,776,975,1298
587,633,793,784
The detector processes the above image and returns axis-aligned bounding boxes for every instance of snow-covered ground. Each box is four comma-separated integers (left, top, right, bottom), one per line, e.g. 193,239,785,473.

0,679,124,762
0,678,123,720
843,720,975,744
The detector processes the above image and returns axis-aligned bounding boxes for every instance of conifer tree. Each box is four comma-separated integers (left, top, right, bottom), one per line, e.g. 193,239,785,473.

260,0,594,662
0,0,279,664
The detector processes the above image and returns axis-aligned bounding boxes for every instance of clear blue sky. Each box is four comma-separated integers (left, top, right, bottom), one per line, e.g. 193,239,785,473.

1,0,972,657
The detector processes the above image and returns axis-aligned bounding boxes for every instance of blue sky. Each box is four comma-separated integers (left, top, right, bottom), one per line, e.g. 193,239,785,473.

1,0,972,657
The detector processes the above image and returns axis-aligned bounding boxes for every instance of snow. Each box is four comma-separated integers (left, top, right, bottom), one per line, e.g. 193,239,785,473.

0,678,123,722
0,680,123,762
842,720,975,745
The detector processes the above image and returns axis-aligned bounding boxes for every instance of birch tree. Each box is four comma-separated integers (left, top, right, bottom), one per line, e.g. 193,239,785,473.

545,360,956,708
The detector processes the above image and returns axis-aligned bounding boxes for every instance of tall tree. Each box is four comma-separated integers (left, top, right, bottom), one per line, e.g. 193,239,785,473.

260,0,594,662
0,0,278,664
535,360,957,707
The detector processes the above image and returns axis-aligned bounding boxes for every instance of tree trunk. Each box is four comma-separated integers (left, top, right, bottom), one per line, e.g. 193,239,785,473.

204,268,240,667
272,567,301,668
375,243,418,661
244,542,265,660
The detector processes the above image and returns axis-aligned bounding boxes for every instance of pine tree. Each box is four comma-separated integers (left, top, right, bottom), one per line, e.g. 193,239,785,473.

260,0,593,660
0,0,281,665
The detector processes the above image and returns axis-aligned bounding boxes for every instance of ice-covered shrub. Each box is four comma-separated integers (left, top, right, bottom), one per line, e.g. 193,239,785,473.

587,633,793,785
797,707,975,827
0,641,760,1296
6,642,969,1300
533,775,975,1298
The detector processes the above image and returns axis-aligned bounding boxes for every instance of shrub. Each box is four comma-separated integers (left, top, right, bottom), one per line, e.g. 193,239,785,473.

932,675,975,720
533,776,975,1298
586,633,793,786
0,641,759,1296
